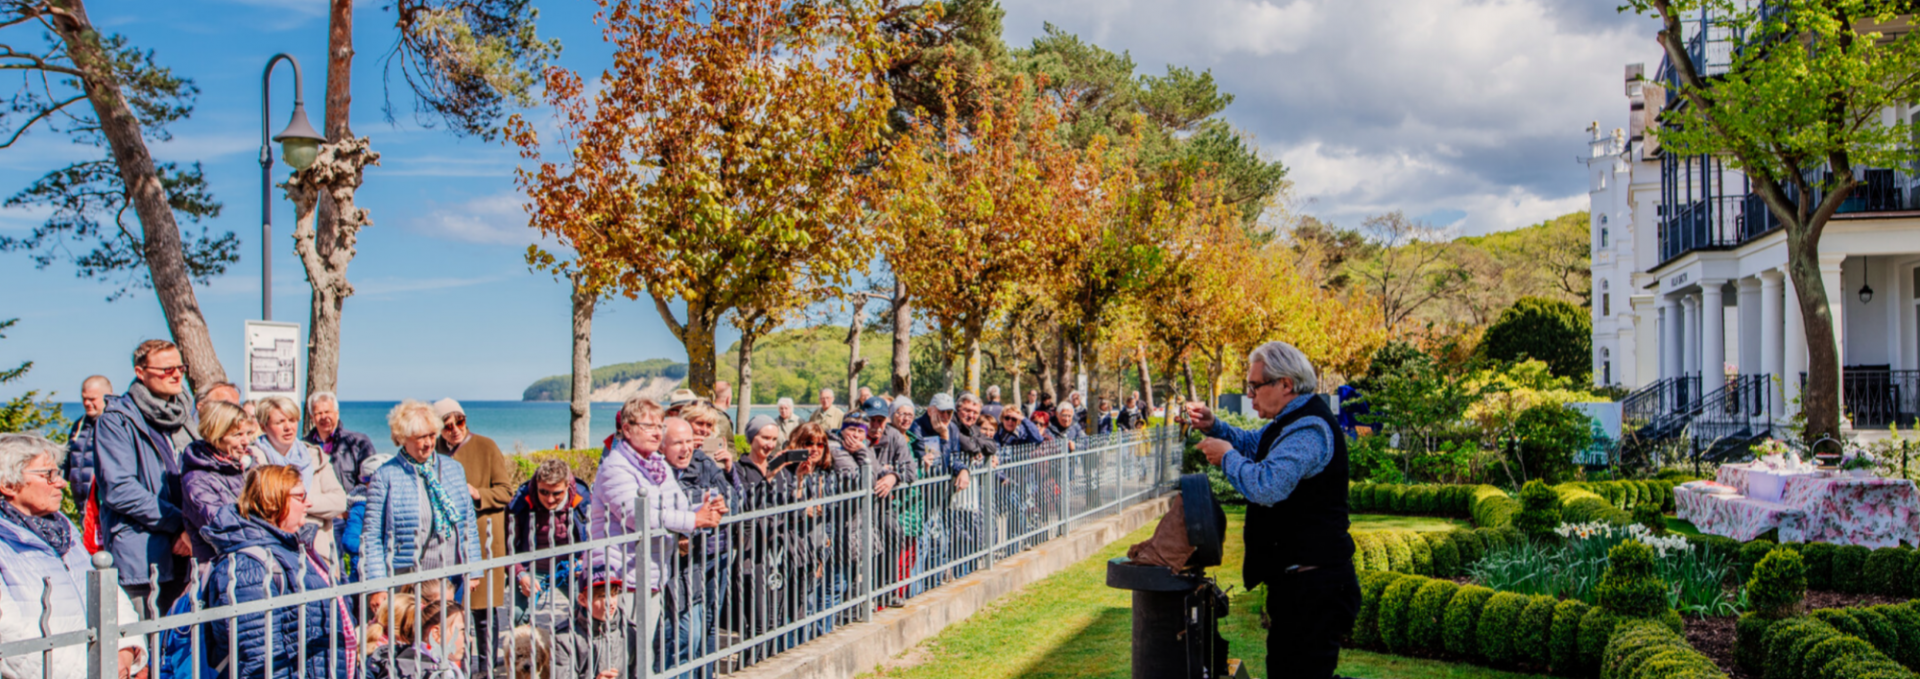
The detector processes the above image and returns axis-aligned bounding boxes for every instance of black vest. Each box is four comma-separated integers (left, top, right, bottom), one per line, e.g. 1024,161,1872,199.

1242,395,1352,588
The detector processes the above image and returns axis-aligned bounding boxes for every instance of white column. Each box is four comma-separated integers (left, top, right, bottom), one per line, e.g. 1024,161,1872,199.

1683,295,1701,377
1739,277,1762,376
1821,255,1847,414
1703,281,1727,394
1785,271,1807,416
1664,298,1685,381
1762,271,1785,419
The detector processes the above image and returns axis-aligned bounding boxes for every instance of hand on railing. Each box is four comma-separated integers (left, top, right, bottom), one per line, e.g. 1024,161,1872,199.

694,493,728,529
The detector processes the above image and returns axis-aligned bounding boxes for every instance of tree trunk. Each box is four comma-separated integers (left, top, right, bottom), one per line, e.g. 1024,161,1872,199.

47,0,227,393
655,293,720,397
287,139,377,401
315,0,354,260
1183,359,1197,403
1137,344,1155,415
965,330,982,395
890,278,911,398
846,296,868,398
301,0,367,398
1787,234,1842,444
569,276,594,450
1052,330,1068,402
1012,359,1023,411
737,330,757,438
938,328,954,393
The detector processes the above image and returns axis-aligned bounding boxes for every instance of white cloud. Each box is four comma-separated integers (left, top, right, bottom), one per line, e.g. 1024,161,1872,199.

354,274,509,297
1003,0,1659,234
412,192,545,246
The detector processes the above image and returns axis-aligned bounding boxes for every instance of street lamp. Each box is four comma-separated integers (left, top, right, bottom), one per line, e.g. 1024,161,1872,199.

260,53,326,321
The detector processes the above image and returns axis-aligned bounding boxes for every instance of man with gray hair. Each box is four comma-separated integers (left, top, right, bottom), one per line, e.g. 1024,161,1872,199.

809,388,845,432
775,397,802,447
304,390,377,491
1189,340,1355,679
62,375,111,503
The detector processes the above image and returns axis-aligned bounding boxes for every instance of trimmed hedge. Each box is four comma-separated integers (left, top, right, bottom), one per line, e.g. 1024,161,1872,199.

1550,598,1592,674
1351,571,1404,648
1427,532,1463,577
1478,591,1531,665
1443,584,1496,658
1738,539,1778,583
1348,482,1481,516
1872,603,1920,669
1579,607,1623,670
1834,545,1871,594
1735,613,1772,671
1408,579,1460,651
1864,547,1913,596
1516,480,1563,539
1555,483,1633,525
1359,572,1614,674
1473,485,1520,529
1596,541,1667,619
1600,618,1725,679
1800,542,1836,590
1747,548,1807,620
1379,576,1426,653
1518,595,1558,667
1752,613,1920,679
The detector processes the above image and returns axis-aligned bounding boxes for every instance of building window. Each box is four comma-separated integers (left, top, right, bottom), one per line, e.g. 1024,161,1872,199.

1601,227,1609,248
1603,293,1611,316
1604,361,1611,385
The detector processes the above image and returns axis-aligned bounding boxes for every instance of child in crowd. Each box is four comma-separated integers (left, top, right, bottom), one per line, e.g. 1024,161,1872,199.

366,590,469,679
550,564,638,679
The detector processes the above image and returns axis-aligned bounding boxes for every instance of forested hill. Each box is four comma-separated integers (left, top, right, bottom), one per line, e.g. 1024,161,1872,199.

522,359,688,401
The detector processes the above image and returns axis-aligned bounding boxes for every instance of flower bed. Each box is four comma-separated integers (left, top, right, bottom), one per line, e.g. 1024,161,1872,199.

1468,522,1739,617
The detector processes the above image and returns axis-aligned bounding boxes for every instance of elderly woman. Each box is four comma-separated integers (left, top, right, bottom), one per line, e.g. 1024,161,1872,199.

1192,340,1356,679
252,395,350,569
363,400,484,615
182,400,256,565
202,465,354,679
0,434,145,679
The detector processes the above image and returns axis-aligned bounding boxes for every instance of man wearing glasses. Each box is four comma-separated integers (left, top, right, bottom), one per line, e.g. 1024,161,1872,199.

1189,341,1358,679
93,339,196,616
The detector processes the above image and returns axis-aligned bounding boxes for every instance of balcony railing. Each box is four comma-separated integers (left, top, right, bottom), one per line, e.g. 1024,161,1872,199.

1662,165,1917,265
1843,367,1920,429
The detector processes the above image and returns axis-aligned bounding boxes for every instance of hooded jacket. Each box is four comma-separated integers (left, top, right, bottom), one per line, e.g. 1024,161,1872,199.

180,440,248,564
91,391,188,586
0,506,145,679
365,644,463,679
200,506,351,679
506,477,591,581
549,606,638,679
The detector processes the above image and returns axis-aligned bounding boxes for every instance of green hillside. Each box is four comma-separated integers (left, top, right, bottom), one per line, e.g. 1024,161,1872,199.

522,358,688,401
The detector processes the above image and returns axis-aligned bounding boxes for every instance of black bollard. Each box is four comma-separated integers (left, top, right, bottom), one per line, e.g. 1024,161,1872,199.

1106,474,1231,679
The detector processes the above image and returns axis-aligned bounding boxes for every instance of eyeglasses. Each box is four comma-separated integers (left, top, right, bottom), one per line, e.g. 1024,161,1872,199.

1246,375,1283,394
142,364,187,377
537,488,570,499
22,468,61,484
442,415,467,430
628,422,662,432
288,492,309,504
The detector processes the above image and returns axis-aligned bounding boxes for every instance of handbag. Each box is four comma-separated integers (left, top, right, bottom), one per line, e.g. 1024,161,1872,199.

81,485,103,554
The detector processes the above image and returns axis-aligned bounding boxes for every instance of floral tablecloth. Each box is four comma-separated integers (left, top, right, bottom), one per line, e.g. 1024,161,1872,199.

1674,486,1808,542
1685,465,1920,548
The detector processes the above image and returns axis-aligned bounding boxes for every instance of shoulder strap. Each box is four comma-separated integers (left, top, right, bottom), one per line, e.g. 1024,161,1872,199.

238,545,289,592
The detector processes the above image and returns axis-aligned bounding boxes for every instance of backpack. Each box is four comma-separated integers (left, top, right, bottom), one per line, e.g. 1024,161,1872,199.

157,547,287,679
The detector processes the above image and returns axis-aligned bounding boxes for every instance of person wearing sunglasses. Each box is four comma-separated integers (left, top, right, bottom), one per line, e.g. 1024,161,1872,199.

0,434,148,679
94,338,197,617
1189,340,1357,679
431,397,514,662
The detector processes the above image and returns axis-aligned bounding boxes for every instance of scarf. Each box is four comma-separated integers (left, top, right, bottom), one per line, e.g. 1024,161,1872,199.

614,437,669,486
129,381,194,451
404,453,462,539
0,499,72,555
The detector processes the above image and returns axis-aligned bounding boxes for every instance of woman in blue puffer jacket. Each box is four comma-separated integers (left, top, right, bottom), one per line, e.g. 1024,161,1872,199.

201,465,354,679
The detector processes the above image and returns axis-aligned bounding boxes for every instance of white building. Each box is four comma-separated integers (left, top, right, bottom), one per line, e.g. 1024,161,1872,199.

1591,29,1920,445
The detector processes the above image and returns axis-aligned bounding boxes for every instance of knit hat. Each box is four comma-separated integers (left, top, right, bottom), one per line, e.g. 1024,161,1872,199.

892,395,916,413
745,415,778,439
432,398,464,420
928,393,956,412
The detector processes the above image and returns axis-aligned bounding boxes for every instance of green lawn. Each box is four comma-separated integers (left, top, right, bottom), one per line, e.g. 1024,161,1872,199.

1349,513,1470,533
863,512,1549,679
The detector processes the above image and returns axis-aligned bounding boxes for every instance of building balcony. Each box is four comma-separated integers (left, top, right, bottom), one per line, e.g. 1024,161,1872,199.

1658,163,1917,266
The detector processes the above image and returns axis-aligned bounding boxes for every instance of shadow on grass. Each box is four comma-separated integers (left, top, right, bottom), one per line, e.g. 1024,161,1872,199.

1001,607,1133,679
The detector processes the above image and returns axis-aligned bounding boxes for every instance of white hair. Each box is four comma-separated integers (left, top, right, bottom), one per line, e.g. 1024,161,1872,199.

387,400,440,446
985,385,1000,398
820,388,835,398
308,390,339,411
0,434,63,488
777,397,794,407
1248,341,1318,394
958,392,982,406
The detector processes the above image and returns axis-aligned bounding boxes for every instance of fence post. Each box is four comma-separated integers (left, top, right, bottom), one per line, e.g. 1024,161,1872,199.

636,494,652,679
1058,443,1071,537
984,457,998,570
86,553,118,679
858,465,875,624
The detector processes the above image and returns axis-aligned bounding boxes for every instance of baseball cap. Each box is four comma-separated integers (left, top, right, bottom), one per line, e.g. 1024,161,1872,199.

861,396,892,419
929,393,956,412
576,562,624,591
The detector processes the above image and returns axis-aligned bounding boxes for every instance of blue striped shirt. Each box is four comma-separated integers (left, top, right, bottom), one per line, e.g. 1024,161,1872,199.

1212,395,1334,506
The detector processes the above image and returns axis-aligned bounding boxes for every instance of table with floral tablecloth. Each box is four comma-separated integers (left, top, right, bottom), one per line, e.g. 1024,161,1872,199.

1682,465,1920,548
1674,486,1808,542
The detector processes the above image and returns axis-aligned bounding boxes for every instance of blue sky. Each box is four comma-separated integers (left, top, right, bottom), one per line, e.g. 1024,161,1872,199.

1,0,1658,401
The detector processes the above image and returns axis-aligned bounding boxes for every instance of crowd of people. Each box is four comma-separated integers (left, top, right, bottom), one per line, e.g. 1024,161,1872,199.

0,338,1159,679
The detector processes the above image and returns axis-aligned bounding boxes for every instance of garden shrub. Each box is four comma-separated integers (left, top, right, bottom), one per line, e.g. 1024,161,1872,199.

1596,540,1667,619
1599,618,1725,679
1734,613,1773,672
1351,484,1376,511
1834,545,1871,593
1632,503,1664,535
1738,539,1778,583
1746,548,1807,619
1408,579,1460,652
1362,533,1390,572
1864,547,1913,596
1515,480,1562,540
1761,617,1829,679
1409,533,1435,575
1800,542,1836,590
1393,486,1415,513
1825,656,1917,679
1840,607,1899,660
1549,598,1591,675
1444,585,1496,658
1578,607,1621,670
1487,525,1525,550
1871,603,1920,668
1811,608,1866,639
1518,594,1558,667
1472,485,1519,528
1478,592,1531,665
1383,532,1414,573
1426,532,1462,577
1352,571,1404,648
1379,577,1426,653
1453,529,1484,565
1562,496,1622,525
1803,636,1879,679
1782,622,1842,679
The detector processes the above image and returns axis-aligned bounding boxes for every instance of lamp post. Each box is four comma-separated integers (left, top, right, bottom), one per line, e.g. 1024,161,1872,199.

260,53,326,321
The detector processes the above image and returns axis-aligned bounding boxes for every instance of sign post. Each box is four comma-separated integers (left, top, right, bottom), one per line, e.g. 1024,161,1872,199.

243,320,303,401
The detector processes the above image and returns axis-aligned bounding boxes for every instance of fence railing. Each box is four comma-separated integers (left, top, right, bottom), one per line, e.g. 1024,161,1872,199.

5,426,1184,679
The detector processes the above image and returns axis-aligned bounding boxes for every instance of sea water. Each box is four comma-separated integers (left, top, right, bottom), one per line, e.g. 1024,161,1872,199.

59,401,818,453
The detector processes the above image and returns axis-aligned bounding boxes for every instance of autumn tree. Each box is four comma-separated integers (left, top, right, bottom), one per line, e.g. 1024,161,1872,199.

1623,0,1920,442
0,0,230,392
514,0,895,398
1348,211,1462,333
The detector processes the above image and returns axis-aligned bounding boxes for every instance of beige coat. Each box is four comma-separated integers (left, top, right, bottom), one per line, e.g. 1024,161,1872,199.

246,438,349,570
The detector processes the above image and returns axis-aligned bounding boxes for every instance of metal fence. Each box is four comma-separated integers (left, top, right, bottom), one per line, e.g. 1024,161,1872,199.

5,426,1183,679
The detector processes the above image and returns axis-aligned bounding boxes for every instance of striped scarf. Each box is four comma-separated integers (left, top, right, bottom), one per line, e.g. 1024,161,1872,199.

406,453,462,538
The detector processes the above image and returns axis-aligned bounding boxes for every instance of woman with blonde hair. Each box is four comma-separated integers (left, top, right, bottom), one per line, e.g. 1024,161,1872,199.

362,400,483,615
181,400,256,565
251,395,350,568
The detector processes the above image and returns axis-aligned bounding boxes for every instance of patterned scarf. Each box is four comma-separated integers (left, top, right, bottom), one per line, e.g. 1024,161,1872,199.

0,499,72,555
615,437,669,485
405,453,462,538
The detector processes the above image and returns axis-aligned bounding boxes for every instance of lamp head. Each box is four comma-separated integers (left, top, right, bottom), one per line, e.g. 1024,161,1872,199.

272,103,325,170
1860,283,1875,304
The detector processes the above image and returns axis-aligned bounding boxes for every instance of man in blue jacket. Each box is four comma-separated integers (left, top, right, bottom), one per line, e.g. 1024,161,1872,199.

303,391,376,492
62,375,111,504
93,339,195,616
